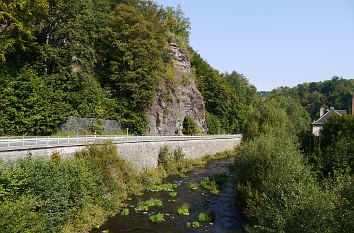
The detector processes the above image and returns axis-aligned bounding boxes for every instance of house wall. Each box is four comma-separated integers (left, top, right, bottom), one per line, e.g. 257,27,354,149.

312,125,322,136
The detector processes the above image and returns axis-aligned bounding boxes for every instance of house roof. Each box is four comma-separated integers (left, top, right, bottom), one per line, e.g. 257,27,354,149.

312,108,347,125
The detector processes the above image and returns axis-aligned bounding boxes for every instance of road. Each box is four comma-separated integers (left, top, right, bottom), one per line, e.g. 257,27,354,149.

0,135,240,148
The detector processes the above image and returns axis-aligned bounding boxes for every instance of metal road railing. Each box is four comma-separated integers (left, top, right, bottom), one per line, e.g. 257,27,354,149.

0,135,240,148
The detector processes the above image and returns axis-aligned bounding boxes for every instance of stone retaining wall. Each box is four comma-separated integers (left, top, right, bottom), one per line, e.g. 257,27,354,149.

0,136,241,171
60,116,122,133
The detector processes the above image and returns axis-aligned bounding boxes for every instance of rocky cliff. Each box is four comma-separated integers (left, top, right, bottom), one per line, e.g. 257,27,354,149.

146,43,207,135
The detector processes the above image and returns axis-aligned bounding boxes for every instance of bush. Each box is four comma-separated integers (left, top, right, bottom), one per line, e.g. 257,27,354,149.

157,145,190,175
182,116,201,135
157,145,173,167
0,141,139,232
234,134,338,232
89,119,105,134
1,157,72,232
0,195,46,233
173,147,185,162
205,112,221,134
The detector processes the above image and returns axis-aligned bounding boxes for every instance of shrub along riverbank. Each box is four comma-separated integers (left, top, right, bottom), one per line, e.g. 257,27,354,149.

232,95,353,232
0,141,235,233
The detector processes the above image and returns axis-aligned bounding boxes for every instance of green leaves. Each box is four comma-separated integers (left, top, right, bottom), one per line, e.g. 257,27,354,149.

0,0,48,61
164,4,191,40
182,116,201,135
0,67,71,135
99,3,167,111
191,51,246,134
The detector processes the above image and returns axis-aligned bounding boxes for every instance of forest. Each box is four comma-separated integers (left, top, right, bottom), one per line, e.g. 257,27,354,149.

271,77,353,119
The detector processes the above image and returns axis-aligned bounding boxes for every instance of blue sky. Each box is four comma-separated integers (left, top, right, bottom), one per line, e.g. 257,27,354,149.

154,0,354,91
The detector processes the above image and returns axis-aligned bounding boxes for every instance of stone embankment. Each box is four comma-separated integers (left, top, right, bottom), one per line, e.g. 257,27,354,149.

0,135,241,171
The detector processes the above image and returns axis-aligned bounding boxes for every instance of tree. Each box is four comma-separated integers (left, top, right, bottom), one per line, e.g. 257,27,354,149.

271,77,354,120
0,0,48,61
164,4,191,40
98,3,167,111
224,70,258,106
191,51,246,134
182,116,201,135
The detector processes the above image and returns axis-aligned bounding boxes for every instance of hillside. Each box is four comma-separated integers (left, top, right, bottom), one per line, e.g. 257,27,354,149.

0,0,253,136
271,77,353,119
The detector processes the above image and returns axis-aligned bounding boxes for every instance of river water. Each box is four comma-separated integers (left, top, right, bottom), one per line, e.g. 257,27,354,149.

92,157,245,233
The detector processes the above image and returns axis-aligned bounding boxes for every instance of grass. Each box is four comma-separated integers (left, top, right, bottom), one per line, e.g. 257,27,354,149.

135,199,162,212
149,183,178,192
198,212,214,222
144,199,163,207
200,178,219,194
200,173,228,195
134,203,149,212
169,192,177,198
189,184,198,190
192,222,200,228
149,213,164,223
177,204,189,215
120,208,129,216
210,173,228,185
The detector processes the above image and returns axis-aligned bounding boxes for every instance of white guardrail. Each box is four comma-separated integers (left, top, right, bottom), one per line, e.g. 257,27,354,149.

0,135,240,148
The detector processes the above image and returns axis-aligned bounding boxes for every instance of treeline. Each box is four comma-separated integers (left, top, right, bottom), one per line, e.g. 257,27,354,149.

232,93,353,232
0,0,251,136
190,51,257,134
271,77,353,119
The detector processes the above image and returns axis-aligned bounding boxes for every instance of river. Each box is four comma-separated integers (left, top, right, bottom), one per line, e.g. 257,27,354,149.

91,157,245,233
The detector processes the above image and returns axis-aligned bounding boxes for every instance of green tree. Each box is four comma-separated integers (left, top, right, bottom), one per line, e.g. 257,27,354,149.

0,0,48,61
182,116,201,135
271,77,353,120
223,70,258,106
191,51,245,134
320,114,354,176
98,3,167,111
164,4,191,40
0,67,72,135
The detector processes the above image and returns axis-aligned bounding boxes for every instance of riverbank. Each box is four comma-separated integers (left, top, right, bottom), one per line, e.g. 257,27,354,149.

92,157,245,233
0,141,239,233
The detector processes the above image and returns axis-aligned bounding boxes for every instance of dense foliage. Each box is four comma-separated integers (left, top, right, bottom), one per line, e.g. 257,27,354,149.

182,116,201,135
302,114,353,179
1,141,232,232
271,77,353,119
0,0,254,136
0,0,194,135
233,94,353,232
243,95,310,141
191,51,253,134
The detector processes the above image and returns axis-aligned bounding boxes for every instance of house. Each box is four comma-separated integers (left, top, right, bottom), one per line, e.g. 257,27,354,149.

311,107,347,136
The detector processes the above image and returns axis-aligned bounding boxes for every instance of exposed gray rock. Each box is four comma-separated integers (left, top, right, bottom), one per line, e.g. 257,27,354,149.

146,43,207,135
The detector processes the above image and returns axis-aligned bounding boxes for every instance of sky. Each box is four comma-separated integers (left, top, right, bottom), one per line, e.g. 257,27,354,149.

154,0,354,91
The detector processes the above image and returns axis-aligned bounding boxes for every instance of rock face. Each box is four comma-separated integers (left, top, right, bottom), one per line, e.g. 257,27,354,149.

146,43,207,135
